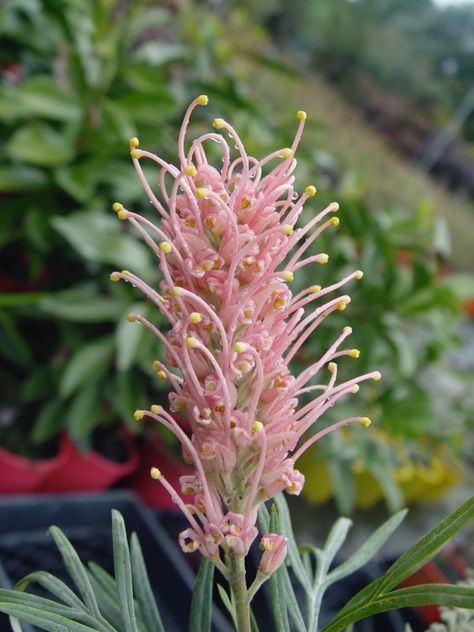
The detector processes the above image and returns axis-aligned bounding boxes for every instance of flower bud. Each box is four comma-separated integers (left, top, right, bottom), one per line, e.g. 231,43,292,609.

258,534,288,577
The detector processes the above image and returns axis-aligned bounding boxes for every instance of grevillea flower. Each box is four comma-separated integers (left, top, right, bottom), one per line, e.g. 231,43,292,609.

110,95,380,575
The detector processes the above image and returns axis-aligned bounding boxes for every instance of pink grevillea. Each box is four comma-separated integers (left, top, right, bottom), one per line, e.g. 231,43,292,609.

110,95,380,574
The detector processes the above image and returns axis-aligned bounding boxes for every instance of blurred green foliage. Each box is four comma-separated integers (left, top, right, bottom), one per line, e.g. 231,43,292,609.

0,0,472,511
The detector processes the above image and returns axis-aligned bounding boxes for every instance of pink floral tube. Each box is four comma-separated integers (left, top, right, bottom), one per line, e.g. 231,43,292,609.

110,96,380,571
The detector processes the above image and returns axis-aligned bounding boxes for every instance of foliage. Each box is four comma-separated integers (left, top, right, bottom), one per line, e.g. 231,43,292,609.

0,496,472,631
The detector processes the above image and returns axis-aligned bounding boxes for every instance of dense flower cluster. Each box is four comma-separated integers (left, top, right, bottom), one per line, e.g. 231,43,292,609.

110,96,380,574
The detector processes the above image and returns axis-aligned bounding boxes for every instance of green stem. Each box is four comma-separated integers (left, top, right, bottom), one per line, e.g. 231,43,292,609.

229,552,251,632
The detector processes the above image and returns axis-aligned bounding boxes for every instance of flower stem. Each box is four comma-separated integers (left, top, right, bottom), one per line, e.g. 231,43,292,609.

228,552,251,632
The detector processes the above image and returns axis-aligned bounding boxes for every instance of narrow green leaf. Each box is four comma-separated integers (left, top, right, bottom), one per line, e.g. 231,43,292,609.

112,510,139,632
322,518,353,566
274,495,311,595
116,304,146,371
281,567,307,632
15,571,85,610
40,293,124,322
250,608,261,632
378,497,474,594
217,584,237,629
130,533,165,632
6,123,74,167
66,382,102,442
0,603,97,632
324,510,407,587
87,564,123,631
189,557,215,632
322,585,474,632
268,567,291,632
49,526,101,619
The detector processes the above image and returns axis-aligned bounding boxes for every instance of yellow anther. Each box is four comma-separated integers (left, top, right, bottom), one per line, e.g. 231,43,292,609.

343,326,353,335
337,301,348,311
360,417,372,428
331,202,340,212
184,164,197,176
190,312,202,324
330,217,340,227
196,94,208,106
372,371,382,381
282,224,294,236
159,241,172,254
280,148,294,159
351,384,360,393
112,202,123,213
349,349,360,358
355,270,364,280
212,118,225,129
233,341,247,353
121,269,131,275
151,404,163,414
134,410,144,421
318,253,329,264
110,272,120,282
156,370,167,379
186,336,199,348
241,197,251,208
309,285,321,293
196,188,207,198
305,185,317,197
129,137,139,149
150,467,161,479
252,420,264,433
130,149,141,159
281,270,294,282
117,210,127,220
127,313,138,322
296,110,307,121
328,362,337,373
172,286,183,296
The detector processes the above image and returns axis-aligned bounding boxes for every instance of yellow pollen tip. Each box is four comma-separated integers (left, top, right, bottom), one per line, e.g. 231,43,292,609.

328,361,337,373
128,137,139,149
109,272,120,282
156,370,167,379
280,148,293,159
190,312,202,324
281,271,294,282
241,197,251,208
212,118,225,129
151,404,163,414
117,210,127,220
355,270,364,280
319,253,329,264
349,349,360,358
330,217,340,227
351,384,360,393
186,336,199,348
331,202,340,212
305,185,317,197
196,94,208,106
150,467,161,479
372,371,382,381
343,326,352,334
252,420,264,433
112,202,123,213
130,149,141,159
233,341,247,353
282,224,294,236
127,313,138,322
309,285,321,293
172,286,183,296
360,417,371,428
184,164,197,176
196,188,207,198
159,241,172,254
296,110,307,121
134,410,144,421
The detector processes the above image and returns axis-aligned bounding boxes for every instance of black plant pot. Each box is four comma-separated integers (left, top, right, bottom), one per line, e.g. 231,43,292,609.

0,491,232,632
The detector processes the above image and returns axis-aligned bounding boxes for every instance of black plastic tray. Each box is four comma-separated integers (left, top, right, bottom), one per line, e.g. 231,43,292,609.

0,491,232,632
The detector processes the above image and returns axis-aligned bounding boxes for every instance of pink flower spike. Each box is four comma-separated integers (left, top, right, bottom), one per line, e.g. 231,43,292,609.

112,98,379,566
